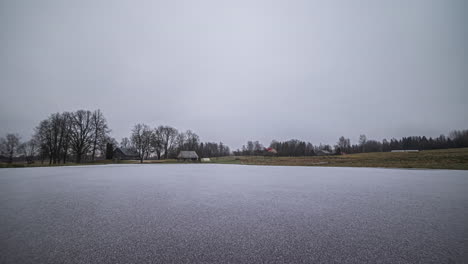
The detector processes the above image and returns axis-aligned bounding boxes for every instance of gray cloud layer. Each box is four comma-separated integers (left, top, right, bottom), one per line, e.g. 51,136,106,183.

1,0,467,149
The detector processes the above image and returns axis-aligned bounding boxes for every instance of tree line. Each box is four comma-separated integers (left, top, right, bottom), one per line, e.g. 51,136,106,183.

120,124,230,163
234,130,468,156
1,109,467,163
0,109,230,164
233,140,317,156
0,110,114,164
337,132,468,154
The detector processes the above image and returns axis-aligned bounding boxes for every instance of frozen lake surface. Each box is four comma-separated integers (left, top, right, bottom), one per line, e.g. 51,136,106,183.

1,164,468,263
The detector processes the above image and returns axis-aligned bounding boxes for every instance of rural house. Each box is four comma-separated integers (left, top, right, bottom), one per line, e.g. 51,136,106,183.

113,147,139,160
265,147,278,154
177,151,199,161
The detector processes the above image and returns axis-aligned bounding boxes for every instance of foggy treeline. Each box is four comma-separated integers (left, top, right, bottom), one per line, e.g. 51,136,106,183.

122,123,230,163
1,109,468,164
0,110,114,164
234,131,468,157
0,109,230,164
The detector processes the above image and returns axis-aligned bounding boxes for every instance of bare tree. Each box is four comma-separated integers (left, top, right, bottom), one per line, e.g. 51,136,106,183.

159,125,178,159
253,141,263,154
18,138,38,163
336,136,351,153
185,130,200,151
247,141,254,155
131,124,152,163
0,134,21,163
34,112,74,164
35,119,52,164
70,110,94,163
218,142,230,156
120,137,130,149
90,109,110,161
359,134,367,152
151,128,164,160
60,112,73,163
175,132,187,151
52,112,71,164
49,113,61,164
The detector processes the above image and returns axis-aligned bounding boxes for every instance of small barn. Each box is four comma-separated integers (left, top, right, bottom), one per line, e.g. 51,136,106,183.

113,148,139,160
316,149,333,156
177,151,199,161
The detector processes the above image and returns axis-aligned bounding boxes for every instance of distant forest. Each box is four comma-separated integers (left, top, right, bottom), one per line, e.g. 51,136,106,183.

1,109,467,164
234,132,468,157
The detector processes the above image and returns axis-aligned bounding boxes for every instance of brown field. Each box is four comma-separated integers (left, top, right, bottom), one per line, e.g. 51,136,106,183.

210,148,468,170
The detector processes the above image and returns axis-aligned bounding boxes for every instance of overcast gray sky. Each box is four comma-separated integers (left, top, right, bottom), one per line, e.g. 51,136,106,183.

1,0,467,149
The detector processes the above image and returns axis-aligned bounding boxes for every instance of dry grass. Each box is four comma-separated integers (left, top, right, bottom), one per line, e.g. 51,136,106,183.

2,148,467,170
210,148,468,170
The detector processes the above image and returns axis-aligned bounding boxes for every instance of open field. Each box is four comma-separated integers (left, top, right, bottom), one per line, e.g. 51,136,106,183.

211,148,468,170
1,164,467,263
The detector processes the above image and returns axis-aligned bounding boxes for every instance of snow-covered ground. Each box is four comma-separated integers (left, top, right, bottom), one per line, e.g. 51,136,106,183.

1,164,467,263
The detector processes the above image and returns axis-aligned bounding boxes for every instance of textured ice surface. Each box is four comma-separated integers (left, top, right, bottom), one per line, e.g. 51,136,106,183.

1,164,467,263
